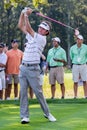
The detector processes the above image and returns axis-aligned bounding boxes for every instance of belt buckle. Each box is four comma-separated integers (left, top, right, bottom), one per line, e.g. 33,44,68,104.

25,63,28,67
22,63,28,67
25,63,29,67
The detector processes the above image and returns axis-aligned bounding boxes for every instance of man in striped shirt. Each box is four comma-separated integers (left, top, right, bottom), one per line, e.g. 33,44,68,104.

18,7,56,124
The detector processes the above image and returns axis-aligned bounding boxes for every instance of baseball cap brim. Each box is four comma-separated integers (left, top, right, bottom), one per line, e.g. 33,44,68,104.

77,35,83,40
38,22,50,31
11,39,19,43
52,37,61,43
0,43,5,48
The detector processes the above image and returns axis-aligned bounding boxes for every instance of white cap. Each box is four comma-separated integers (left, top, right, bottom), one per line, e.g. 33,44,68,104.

77,35,83,40
52,37,61,43
38,22,50,31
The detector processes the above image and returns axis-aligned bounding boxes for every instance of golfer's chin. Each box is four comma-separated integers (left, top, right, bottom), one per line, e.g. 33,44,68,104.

38,31,43,36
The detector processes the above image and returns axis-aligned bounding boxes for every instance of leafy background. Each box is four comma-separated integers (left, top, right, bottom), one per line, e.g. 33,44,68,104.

1,0,87,66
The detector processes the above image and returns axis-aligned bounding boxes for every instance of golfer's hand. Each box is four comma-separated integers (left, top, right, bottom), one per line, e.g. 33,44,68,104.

25,7,33,15
75,28,79,36
21,7,33,15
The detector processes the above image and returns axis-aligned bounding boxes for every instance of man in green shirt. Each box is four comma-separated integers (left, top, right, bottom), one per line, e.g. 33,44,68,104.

70,34,87,99
46,37,67,99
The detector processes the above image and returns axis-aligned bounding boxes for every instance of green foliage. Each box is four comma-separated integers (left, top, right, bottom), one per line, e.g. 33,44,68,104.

1,0,87,64
4,0,29,9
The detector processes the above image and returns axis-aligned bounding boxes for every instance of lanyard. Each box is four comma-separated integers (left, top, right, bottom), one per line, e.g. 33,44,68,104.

53,47,60,58
77,47,81,55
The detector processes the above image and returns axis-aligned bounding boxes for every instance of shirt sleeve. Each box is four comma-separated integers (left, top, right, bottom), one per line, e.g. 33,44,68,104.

70,47,73,60
26,32,33,43
2,53,7,65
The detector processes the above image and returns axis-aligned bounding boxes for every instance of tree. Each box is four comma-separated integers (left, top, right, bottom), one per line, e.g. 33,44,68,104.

0,0,87,66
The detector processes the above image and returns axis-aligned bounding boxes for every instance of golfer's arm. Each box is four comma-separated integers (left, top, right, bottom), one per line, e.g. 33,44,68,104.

18,13,27,34
24,15,35,37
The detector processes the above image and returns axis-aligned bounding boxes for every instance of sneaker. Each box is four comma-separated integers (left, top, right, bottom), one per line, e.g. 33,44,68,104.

74,97,77,99
51,97,54,99
14,97,19,100
21,117,29,124
6,97,11,100
44,113,56,122
61,96,64,99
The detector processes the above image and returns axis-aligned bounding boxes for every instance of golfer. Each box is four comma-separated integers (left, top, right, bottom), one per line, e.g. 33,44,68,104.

18,7,56,124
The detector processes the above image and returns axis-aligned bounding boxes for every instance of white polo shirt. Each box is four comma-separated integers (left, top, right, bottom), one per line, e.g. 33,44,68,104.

22,32,46,64
0,52,7,70
0,52,7,90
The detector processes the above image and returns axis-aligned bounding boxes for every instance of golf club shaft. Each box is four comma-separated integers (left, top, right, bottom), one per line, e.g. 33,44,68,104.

32,11,75,30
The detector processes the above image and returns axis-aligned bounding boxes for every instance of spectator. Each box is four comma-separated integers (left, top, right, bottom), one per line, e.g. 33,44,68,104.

39,54,46,87
70,34,87,99
18,7,56,124
46,37,67,99
0,43,7,100
5,39,23,100
3,44,8,53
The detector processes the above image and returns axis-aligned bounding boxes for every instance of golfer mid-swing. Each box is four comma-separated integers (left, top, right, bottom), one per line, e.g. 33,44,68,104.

18,7,56,124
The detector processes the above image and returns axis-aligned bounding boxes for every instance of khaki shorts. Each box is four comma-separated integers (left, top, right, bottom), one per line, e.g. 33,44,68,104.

0,71,6,90
49,67,64,85
72,64,87,82
6,74,19,84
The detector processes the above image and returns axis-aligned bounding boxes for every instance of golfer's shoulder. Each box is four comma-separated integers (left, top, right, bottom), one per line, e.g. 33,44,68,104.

36,33,46,46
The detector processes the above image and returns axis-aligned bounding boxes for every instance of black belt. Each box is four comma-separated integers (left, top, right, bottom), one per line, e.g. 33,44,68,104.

50,66,62,68
73,63,86,65
0,70,4,72
22,63,38,67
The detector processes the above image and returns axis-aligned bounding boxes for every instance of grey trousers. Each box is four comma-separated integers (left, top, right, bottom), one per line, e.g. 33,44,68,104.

19,64,50,119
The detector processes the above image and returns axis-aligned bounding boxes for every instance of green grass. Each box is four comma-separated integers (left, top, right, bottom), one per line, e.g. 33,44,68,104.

0,99,87,130
1,72,87,130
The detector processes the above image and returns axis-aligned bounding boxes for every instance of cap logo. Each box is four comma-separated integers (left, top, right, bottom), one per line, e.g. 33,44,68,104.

42,22,48,27
52,37,61,43
38,22,50,31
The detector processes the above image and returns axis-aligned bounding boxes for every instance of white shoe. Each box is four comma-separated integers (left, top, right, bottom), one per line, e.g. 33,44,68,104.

14,97,19,100
21,117,29,124
44,113,56,122
6,97,11,100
